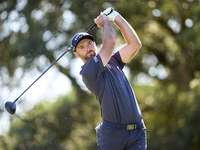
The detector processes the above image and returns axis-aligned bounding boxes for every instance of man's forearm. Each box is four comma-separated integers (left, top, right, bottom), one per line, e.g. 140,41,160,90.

99,20,116,66
95,13,116,66
102,20,116,48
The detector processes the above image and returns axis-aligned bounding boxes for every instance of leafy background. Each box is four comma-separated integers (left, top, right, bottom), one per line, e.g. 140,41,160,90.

0,0,200,149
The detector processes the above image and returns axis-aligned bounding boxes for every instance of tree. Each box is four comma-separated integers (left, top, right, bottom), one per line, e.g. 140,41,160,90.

0,0,200,149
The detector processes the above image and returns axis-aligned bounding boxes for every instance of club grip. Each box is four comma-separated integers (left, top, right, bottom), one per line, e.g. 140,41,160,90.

86,7,114,33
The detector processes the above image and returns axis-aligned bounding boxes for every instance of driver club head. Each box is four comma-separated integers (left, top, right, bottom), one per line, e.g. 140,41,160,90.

5,101,16,115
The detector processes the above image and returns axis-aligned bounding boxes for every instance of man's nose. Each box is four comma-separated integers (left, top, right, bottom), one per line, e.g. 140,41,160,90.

86,45,90,51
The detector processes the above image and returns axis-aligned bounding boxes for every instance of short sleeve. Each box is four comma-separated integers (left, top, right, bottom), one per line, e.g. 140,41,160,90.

112,51,126,69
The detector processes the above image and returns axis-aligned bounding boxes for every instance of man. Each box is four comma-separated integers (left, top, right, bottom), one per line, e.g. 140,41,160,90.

71,8,147,150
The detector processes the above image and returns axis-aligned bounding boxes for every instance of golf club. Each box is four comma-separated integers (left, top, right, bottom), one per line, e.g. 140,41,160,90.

5,7,114,115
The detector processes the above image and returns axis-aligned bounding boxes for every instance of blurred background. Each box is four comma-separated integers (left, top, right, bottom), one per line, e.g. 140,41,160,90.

0,0,200,149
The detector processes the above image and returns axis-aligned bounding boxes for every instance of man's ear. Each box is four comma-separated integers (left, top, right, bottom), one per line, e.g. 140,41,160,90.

94,41,96,47
74,52,80,58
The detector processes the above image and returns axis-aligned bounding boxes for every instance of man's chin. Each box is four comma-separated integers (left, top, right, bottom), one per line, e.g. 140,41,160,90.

85,54,96,61
88,52,96,58
88,55,95,59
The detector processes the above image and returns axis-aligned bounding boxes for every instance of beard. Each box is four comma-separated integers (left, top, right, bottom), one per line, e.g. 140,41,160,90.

83,50,96,61
76,50,96,63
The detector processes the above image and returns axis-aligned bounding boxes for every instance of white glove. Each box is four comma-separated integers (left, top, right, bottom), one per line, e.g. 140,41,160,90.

103,7,119,22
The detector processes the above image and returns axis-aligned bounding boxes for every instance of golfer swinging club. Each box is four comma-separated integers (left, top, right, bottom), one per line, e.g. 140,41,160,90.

71,8,147,150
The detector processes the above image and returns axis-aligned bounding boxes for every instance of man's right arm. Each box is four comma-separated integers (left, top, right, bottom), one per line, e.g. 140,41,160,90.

94,13,116,67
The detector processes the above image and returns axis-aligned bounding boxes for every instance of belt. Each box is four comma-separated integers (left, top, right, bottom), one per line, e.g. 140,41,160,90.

102,120,143,130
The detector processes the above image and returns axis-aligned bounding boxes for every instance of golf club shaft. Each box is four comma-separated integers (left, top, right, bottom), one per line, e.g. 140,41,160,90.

86,23,97,33
12,8,114,104
13,45,73,103
13,22,98,104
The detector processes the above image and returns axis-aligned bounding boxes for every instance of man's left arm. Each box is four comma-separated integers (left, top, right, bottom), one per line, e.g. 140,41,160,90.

106,9,142,63
116,14,142,63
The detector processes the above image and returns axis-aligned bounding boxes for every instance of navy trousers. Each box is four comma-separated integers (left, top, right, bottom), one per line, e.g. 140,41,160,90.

95,120,147,150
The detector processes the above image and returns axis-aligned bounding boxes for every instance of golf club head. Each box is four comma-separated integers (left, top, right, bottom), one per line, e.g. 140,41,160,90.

5,101,16,114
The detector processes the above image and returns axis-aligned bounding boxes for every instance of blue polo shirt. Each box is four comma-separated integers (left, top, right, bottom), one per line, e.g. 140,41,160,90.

80,51,142,124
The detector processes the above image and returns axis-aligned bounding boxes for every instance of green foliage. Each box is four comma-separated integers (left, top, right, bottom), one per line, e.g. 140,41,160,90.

0,0,200,149
0,90,101,149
